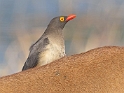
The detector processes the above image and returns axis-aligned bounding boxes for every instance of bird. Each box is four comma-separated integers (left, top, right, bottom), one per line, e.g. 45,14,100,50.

22,14,76,71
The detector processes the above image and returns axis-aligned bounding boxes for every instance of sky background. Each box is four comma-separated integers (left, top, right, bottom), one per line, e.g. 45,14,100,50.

0,0,124,76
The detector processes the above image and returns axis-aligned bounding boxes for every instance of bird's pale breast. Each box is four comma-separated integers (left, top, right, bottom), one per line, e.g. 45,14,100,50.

37,43,65,66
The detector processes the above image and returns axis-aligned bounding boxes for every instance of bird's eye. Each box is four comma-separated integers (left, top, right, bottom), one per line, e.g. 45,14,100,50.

60,17,64,22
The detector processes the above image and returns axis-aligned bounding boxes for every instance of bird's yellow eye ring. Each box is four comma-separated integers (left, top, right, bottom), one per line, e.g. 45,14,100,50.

60,17,64,22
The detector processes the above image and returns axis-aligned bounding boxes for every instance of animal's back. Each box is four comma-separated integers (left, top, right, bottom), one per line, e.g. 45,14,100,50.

0,46,124,93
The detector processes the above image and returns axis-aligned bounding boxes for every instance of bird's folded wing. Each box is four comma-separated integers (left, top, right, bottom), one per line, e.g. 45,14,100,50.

22,37,49,70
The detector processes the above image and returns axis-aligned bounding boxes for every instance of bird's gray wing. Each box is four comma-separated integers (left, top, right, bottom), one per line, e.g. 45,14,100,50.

22,36,49,71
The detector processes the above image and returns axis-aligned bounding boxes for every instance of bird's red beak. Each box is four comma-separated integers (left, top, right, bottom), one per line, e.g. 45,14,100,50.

66,14,76,21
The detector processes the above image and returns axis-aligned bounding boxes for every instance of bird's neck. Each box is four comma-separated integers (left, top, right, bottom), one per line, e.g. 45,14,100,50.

44,27,65,47
45,27,64,38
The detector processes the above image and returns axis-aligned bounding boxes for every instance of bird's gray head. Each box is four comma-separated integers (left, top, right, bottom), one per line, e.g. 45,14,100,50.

47,14,76,29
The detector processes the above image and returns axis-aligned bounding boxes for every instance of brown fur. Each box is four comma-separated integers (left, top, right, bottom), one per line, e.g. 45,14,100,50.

0,46,124,93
